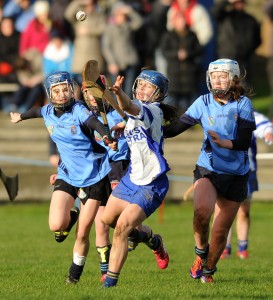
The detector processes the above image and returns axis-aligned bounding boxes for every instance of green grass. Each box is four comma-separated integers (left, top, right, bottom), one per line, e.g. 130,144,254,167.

0,201,273,300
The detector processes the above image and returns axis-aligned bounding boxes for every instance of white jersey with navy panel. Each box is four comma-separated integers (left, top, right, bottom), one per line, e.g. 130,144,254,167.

185,93,256,175
124,100,170,185
41,102,111,187
95,109,130,162
248,111,273,172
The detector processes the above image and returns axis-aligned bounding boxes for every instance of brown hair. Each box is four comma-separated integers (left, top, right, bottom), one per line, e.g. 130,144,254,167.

229,72,255,100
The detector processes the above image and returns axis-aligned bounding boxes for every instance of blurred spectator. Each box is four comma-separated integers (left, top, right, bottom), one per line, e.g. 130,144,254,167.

6,48,45,113
167,0,213,47
0,17,20,110
211,0,261,83
43,30,74,77
143,0,173,73
102,1,143,96
64,0,106,85
50,0,74,41
3,0,35,33
0,17,19,84
161,11,203,112
19,0,51,55
263,0,273,121
167,0,213,92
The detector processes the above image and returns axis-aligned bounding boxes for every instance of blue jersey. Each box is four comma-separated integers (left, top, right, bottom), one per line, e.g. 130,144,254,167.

41,102,111,187
94,109,130,162
185,93,256,175
124,100,170,185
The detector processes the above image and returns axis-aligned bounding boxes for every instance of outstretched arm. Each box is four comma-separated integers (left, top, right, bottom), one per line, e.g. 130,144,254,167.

10,112,22,123
10,107,42,123
109,76,140,116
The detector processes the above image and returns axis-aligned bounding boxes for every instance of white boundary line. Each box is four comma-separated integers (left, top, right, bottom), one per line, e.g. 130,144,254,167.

257,153,273,160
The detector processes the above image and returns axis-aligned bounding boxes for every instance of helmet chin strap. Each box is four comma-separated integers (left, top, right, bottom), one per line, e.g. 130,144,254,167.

212,89,226,97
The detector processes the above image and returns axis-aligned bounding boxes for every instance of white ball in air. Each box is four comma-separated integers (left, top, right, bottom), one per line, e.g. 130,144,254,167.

76,11,86,21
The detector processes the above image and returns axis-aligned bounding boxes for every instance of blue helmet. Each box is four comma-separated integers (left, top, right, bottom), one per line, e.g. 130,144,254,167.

44,71,75,111
132,70,169,102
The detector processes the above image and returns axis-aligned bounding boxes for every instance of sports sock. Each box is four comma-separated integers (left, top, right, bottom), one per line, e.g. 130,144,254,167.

68,253,86,280
96,244,111,275
238,240,248,252
195,245,209,260
202,266,217,276
145,233,160,251
226,243,232,254
104,270,120,287
128,228,150,243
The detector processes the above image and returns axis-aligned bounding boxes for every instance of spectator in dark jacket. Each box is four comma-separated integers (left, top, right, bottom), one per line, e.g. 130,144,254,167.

211,0,261,83
161,11,203,111
0,17,20,111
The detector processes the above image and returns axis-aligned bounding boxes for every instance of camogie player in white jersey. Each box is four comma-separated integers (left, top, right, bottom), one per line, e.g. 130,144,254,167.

163,59,256,283
10,71,117,285
220,110,273,260
100,70,178,288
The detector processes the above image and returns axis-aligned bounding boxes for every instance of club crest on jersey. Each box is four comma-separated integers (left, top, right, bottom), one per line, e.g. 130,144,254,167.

208,116,214,126
47,125,54,135
71,125,77,134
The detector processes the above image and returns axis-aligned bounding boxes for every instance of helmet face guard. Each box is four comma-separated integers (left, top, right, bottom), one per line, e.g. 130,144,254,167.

206,59,240,97
132,70,169,102
44,71,75,111
81,75,109,114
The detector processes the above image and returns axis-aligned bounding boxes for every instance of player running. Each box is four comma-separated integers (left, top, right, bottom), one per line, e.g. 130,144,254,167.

100,70,178,288
163,59,256,283
10,71,116,284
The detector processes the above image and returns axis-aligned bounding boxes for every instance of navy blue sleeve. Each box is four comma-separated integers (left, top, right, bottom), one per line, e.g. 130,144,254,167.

163,114,195,138
232,128,253,151
83,115,106,138
21,107,42,120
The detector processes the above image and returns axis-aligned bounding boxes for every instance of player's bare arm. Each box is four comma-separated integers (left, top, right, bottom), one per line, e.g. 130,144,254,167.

110,76,140,115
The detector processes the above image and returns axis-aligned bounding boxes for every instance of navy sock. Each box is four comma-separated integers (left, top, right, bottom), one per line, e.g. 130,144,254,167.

128,228,150,243
69,262,84,280
104,270,120,287
145,234,160,251
238,240,248,252
195,245,209,260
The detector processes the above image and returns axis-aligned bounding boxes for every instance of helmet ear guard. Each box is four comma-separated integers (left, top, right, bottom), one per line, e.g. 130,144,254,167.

206,59,240,97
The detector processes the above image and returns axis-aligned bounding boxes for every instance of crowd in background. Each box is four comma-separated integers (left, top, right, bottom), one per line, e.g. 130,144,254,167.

0,0,273,119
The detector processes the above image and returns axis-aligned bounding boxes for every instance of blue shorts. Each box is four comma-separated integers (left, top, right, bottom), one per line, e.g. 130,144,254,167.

247,170,258,198
112,172,169,217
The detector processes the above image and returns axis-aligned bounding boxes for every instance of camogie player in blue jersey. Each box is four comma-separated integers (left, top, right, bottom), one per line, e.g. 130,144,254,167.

10,71,117,284
99,69,178,288
163,59,256,283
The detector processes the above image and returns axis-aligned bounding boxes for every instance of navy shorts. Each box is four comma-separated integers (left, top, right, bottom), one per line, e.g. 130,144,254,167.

247,170,258,197
53,176,111,206
111,171,169,217
193,165,249,202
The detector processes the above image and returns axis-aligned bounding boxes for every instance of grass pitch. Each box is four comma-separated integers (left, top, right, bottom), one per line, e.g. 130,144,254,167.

0,201,273,300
